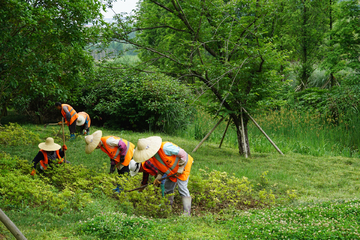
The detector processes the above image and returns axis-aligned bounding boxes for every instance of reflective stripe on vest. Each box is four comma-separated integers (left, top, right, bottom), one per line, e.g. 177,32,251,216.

153,152,179,175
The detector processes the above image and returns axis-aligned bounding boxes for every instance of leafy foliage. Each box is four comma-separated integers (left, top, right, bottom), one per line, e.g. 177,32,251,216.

0,122,41,146
0,0,104,123
77,212,155,239
82,63,195,133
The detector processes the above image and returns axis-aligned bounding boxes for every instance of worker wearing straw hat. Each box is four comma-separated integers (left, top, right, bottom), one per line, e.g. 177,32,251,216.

132,136,194,216
76,111,91,135
31,137,67,176
84,130,135,175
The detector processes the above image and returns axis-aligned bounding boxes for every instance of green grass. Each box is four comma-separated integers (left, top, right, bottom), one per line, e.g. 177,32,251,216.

2,113,360,239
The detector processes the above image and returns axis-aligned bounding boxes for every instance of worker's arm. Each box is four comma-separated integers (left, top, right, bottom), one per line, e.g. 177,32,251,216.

62,105,71,122
163,142,188,174
31,151,44,175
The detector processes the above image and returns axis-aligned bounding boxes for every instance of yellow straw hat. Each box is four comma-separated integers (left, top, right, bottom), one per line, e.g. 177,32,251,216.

38,137,61,151
133,136,162,163
76,115,85,126
85,130,102,154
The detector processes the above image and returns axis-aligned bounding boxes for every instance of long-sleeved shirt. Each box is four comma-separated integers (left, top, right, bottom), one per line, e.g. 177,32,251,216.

32,149,65,169
101,137,127,165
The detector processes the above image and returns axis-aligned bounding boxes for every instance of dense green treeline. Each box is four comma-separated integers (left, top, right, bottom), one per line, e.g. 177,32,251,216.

1,0,359,155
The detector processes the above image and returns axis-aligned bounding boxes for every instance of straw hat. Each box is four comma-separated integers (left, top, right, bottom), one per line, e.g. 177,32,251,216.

129,159,141,176
133,136,162,163
38,137,61,151
85,130,102,154
76,115,85,126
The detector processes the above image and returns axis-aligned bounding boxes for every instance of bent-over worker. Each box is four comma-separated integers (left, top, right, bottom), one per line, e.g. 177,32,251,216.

55,102,78,140
31,137,67,176
132,136,193,216
76,111,91,135
84,130,135,175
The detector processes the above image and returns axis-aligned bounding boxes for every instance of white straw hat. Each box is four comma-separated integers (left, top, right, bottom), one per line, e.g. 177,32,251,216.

38,137,61,151
129,159,141,176
76,115,85,126
85,130,102,154
133,136,162,163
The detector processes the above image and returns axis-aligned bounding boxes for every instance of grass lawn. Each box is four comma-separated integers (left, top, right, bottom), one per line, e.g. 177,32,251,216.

1,123,360,239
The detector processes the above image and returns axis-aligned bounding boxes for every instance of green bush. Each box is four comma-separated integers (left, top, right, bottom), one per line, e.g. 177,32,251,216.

81,63,195,133
0,122,41,146
77,212,155,239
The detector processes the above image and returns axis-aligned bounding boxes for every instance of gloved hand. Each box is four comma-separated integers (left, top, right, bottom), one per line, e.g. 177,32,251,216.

83,130,87,135
30,169,36,176
109,164,116,174
62,145,67,151
58,121,62,125
153,174,163,187
177,158,186,175
177,166,185,176
116,163,124,170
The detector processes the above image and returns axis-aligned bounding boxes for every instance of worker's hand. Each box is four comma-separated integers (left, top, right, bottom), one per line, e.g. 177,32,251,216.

153,174,163,187
177,166,185,176
30,169,36,176
62,145,67,151
58,121,62,125
116,163,124,170
83,130,87,135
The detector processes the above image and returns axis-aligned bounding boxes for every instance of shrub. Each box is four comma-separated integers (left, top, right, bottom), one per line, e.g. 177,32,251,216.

81,63,195,133
77,212,155,239
0,122,41,146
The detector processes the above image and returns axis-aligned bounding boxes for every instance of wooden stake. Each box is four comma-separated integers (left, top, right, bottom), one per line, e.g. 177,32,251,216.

219,117,231,148
61,117,66,165
192,117,225,153
0,208,27,240
242,107,284,155
240,108,248,158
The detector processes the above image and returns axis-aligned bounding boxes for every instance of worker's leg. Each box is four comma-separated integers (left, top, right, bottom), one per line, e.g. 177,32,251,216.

177,178,191,216
164,179,177,206
69,120,76,140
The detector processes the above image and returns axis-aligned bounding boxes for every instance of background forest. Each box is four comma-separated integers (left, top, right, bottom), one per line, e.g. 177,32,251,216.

1,0,360,239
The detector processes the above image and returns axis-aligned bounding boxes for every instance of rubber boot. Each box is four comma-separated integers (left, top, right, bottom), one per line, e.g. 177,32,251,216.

168,195,174,206
160,184,165,197
182,196,191,216
70,133,75,140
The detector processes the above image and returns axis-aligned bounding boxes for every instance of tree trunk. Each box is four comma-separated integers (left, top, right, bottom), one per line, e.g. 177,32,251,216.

234,115,251,156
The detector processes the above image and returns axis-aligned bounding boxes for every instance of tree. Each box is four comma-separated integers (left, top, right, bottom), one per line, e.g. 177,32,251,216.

275,0,328,90
109,0,287,156
0,0,105,123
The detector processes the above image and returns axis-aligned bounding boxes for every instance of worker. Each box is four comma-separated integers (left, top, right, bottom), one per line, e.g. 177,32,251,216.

76,111,91,135
132,136,193,216
55,102,78,140
84,130,135,175
31,137,67,175
129,159,167,196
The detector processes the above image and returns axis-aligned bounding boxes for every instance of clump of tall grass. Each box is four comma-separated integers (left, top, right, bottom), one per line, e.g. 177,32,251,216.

179,108,360,158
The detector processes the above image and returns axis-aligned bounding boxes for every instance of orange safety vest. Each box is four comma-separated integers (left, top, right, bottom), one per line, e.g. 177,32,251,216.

39,150,64,170
148,142,193,182
61,104,78,126
100,136,135,167
78,112,91,128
